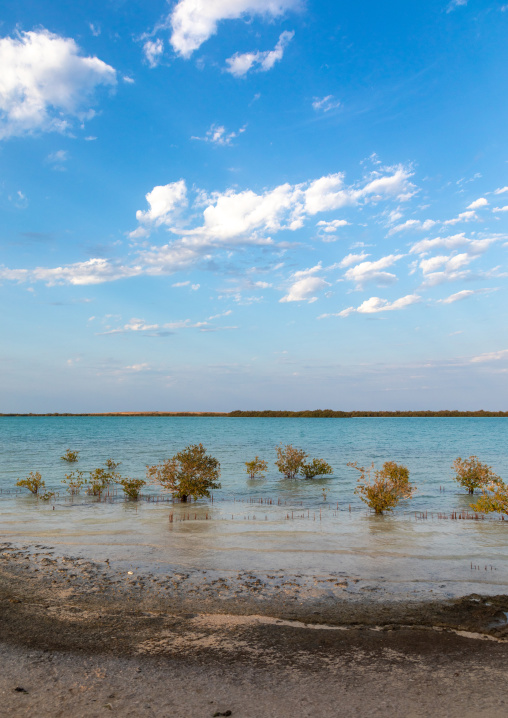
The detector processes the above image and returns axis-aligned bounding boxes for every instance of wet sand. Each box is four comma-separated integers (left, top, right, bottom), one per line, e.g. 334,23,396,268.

1,541,508,716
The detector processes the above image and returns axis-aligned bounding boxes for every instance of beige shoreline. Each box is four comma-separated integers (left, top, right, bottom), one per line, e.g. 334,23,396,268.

2,542,508,717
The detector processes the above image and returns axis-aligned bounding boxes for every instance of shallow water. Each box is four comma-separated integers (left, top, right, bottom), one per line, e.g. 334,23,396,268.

1,417,507,598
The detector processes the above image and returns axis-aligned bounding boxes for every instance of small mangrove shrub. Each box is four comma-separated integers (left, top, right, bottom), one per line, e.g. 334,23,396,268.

105,458,121,471
349,461,416,514
452,455,500,495
16,471,45,495
275,444,308,479
470,477,508,515
62,470,87,495
87,468,116,497
245,456,268,479
300,458,333,480
147,443,221,502
117,478,146,500
61,449,79,463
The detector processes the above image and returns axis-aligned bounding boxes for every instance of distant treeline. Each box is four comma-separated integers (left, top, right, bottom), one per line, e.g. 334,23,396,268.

1,410,507,418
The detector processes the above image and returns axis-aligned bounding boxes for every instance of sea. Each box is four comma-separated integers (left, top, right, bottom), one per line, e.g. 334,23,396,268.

1,416,507,598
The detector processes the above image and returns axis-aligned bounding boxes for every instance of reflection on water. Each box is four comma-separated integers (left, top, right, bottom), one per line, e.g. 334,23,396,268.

1,417,508,597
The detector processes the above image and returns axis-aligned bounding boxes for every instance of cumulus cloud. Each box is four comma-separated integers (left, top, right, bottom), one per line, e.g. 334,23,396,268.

312,95,341,112
409,232,499,256
131,181,187,238
304,165,415,215
339,252,370,268
467,197,488,210
191,123,246,146
443,210,477,226
280,264,330,303
321,294,421,318
130,165,415,243
143,39,164,68
494,186,508,195
225,31,294,77
418,252,477,287
343,254,404,289
316,219,349,233
169,0,299,58
0,29,116,139
493,205,508,213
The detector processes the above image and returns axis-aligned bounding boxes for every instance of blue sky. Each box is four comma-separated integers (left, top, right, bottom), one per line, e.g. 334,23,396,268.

1,0,507,411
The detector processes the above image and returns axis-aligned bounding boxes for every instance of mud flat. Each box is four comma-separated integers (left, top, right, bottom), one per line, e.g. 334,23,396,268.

1,541,508,717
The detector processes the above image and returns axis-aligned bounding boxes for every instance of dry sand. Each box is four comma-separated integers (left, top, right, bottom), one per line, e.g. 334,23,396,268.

1,541,508,717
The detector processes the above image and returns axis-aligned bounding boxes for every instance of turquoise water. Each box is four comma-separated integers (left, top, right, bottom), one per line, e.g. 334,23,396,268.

1,417,507,597
1,416,507,509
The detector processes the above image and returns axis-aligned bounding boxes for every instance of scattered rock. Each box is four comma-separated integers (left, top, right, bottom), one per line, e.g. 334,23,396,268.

14,687,28,693
213,711,232,717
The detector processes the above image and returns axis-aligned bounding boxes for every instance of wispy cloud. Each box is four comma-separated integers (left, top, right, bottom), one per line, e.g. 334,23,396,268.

225,31,294,78
312,95,341,112
191,123,246,146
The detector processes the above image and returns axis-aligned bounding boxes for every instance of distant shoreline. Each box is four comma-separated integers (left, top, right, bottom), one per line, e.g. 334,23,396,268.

1,410,507,418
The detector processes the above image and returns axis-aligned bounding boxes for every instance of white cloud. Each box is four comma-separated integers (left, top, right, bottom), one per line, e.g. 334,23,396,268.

493,205,508,213
343,254,404,289
169,0,299,58
280,275,330,303
131,166,415,243
409,232,499,256
339,252,370,268
0,258,138,286
447,0,467,12
437,289,479,304
0,29,116,139
470,349,508,363
316,219,349,233
494,186,508,195
131,180,187,237
321,294,421,318
418,252,477,287
125,363,151,372
312,95,341,112
443,210,477,225
387,218,436,235
225,31,294,78
191,123,246,146
304,165,415,215
143,39,164,68
467,197,488,210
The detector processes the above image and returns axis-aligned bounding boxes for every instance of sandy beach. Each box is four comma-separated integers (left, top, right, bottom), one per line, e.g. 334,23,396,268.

1,540,508,717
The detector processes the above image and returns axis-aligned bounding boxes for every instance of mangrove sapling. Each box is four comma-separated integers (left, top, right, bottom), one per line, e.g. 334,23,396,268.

39,491,56,502
117,478,146,500
348,461,415,514
62,470,87,495
147,443,221,502
16,471,45,495
470,477,508,516
452,455,500,495
274,444,308,479
87,468,116,497
245,456,268,479
61,449,79,463
300,458,333,479
105,458,121,471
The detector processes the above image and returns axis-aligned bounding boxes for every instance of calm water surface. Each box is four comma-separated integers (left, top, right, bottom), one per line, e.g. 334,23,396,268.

1,417,507,597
